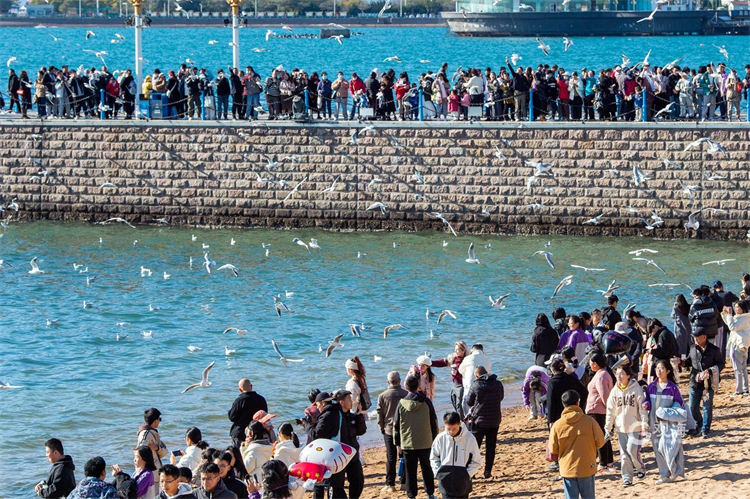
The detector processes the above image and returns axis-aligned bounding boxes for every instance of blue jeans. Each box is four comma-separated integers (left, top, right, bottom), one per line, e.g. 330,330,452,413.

334,97,347,119
349,97,361,120
245,93,260,119
689,383,714,432
563,476,595,499
216,94,229,119
669,94,680,119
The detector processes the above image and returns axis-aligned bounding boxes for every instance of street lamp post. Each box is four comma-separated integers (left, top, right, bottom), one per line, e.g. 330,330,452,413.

227,0,241,69
128,0,144,116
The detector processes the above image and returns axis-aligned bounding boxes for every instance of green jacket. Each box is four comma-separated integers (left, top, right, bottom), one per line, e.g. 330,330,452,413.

393,391,439,450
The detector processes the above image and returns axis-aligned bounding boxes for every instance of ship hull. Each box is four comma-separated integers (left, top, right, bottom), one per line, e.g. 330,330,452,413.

441,10,715,36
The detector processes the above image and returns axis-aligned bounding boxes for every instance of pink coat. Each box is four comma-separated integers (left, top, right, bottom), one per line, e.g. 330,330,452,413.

586,368,613,415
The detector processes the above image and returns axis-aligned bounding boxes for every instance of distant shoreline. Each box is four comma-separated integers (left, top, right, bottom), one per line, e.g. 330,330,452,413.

0,15,447,28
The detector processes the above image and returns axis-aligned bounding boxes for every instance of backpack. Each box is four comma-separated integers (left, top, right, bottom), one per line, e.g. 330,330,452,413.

436,461,473,499
359,385,372,411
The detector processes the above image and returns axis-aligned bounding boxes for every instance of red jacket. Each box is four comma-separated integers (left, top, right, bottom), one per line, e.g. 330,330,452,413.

431,354,464,386
557,79,570,100
394,78,410,100
349,77,365,97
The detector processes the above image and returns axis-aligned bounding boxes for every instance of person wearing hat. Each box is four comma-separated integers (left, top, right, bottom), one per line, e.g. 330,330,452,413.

376,371,408,493
713,280,738,359
252,410,277,443
336,389,367,498
344,357,370,414
308,392,348,499
685,325,724,438
465,366,504,478
408,355,436,401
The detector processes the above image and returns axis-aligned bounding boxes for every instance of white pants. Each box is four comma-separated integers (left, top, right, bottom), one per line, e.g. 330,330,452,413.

529,390,544,418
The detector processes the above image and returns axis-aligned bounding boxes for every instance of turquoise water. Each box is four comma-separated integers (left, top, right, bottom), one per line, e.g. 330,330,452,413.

0,27,748,82
0,220,748,495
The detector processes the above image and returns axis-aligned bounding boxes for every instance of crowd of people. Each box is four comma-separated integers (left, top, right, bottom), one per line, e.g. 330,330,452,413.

5,60,750,122
32,272,749,499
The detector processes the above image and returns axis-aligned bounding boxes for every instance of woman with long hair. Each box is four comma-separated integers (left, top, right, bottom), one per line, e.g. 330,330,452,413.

723,300,750,396
225,445,249,481
432,341,469,417
643,359,690,483
171,426,209,474
344,356,369,413
644,318,679,383
214,450,250,499
242,421,274,482
531,313,559,367
604,365,649,488
112,446,158,499
586,353,615,472
408,355,436,401
671,294,692,363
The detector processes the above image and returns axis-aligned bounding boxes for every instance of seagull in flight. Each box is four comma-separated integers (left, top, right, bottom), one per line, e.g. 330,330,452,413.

292,237,311,253
216,264,239,277
632,165,650,186
383,324,404,338
552,275,574,298
274,297,291,317
437,310,457,325
223,327,247,335
684,211,700,231
383,55,402,63
349,323,365,337
465,243,480,264
331,35,344,45
489,294,510,309
536,37,550,56
85,30,96,39
429,212,458,237
367,202,388,215
182,361,215,393
683,137,711,151
678,180,701,201
633,257,666,274
636,6,658,23
326,334,345,357
98,217,136,228
713,44,729,61
563,37,573,52
533,250,555,269
702,259,735,265
582,214,604,225
28,257,44,274
272,340,304,366
570,264,607,272
597,279,620,297
629,248,658,256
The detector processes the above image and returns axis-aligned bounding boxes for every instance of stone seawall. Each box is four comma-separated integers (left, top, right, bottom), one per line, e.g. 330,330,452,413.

0,121,748,240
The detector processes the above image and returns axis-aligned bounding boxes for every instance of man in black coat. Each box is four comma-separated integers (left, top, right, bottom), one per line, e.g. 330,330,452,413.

336,390,367,499
309,392,347,499
546,358,586,426
689,287,719,342
228,378,268,448
35,438,76,498
601,294,622,330
686,329,725,438
466,366,504,479
8,69,21,113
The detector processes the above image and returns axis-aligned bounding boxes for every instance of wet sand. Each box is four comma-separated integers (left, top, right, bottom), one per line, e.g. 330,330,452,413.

360,369,750,498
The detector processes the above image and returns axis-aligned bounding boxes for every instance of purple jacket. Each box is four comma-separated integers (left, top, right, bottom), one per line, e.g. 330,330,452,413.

522,365,549,406
644,380,684,411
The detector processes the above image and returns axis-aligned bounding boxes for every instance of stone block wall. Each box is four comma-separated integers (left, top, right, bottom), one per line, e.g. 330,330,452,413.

0,121,748,239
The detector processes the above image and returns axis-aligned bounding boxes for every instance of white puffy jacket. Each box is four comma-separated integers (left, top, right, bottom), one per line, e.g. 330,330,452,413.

429,423,482,478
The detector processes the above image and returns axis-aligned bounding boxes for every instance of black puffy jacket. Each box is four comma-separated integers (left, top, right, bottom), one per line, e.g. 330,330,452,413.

601,306,622,330
466,374,504,429
546,373,587,424
689,296,719,339
310,402,342,441
531,325,559,366
40,455,76,498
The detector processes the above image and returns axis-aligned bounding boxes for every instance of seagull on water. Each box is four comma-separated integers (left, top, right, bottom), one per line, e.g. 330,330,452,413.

533,251,555,269
187,345,202,353
272,340,304,366
0,380,24,390
223,327,247,335
28,257,44,274
325,334,345,357
489,294,510,309
225,346,237,356
465,243,480,264
633,257,666,274
182,361,215,393
384,324,404,338
437,310,457,325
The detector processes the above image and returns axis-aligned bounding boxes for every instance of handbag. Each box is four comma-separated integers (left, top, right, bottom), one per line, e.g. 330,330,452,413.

436,464,472,499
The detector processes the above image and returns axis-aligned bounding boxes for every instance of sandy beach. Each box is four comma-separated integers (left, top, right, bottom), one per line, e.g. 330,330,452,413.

360,368,750,498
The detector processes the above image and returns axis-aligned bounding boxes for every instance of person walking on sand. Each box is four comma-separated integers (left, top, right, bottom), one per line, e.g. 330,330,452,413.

644,359,692,484
35,438,76,498
430,411,481,499
432,341,469,418
723,300,750,397
686,327,724,438
604,364,649,488
377,371,408,494
459,344,492,414
465,366,504,479
547,390,605,499
228,379,268,448
394,375,439,499
585,353,615,474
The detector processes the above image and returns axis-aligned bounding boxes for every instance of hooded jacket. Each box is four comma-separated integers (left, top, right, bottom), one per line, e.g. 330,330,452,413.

429,423,482,477
649,326,679,370
601,306,622,330
340,410,367,449
69,477,119,499
689,296,719,339
241,439,273,480
458,350,492,393
309,402,342,441
724,312,750,350
466,373,504,429
604,379,648,434
548,405,604,478
558,328,592,368
273,439,301,468
531,325,559,366
585,368,613,416
671,306,692,357
393,391,439,450
40,455,76,498
194,479,237,499
522,366,549,406
546,372,587,424
137,424,168,469
158,482,195,498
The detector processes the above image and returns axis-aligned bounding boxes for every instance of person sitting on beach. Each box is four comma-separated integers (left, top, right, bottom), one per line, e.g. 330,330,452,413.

394,375,439,499
68,457,118,499
643,359,690,484
465,366,504,479
522,365,549,420
170,426,208,474
214,451,249,499
272,423,301,469
431,341,468,418
194,463,237,499
241,421,274,482
604,364,649,487
157,464,194,499
137,408,169,471
377,371,408,494
112,446,159,499
408,355,436,401
252,411,277,443
35,438,76,499
547,390,605,499
430,411,481,499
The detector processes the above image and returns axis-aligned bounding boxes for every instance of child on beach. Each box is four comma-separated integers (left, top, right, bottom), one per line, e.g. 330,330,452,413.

522,365,548,420
460,90,471,120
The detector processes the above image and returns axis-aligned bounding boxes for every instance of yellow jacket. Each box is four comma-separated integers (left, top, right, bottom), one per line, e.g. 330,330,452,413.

548,405,605,478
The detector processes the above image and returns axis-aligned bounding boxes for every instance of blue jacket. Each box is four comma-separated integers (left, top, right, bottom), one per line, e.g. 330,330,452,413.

317,78,332,98
69,477,119,499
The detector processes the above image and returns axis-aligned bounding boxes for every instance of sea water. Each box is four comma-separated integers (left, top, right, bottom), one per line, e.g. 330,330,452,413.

0,220,747,495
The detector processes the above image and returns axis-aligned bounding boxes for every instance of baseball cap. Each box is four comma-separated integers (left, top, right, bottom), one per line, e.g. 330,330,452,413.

332,390,352,401
253,410,277,424
314,391,332,403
